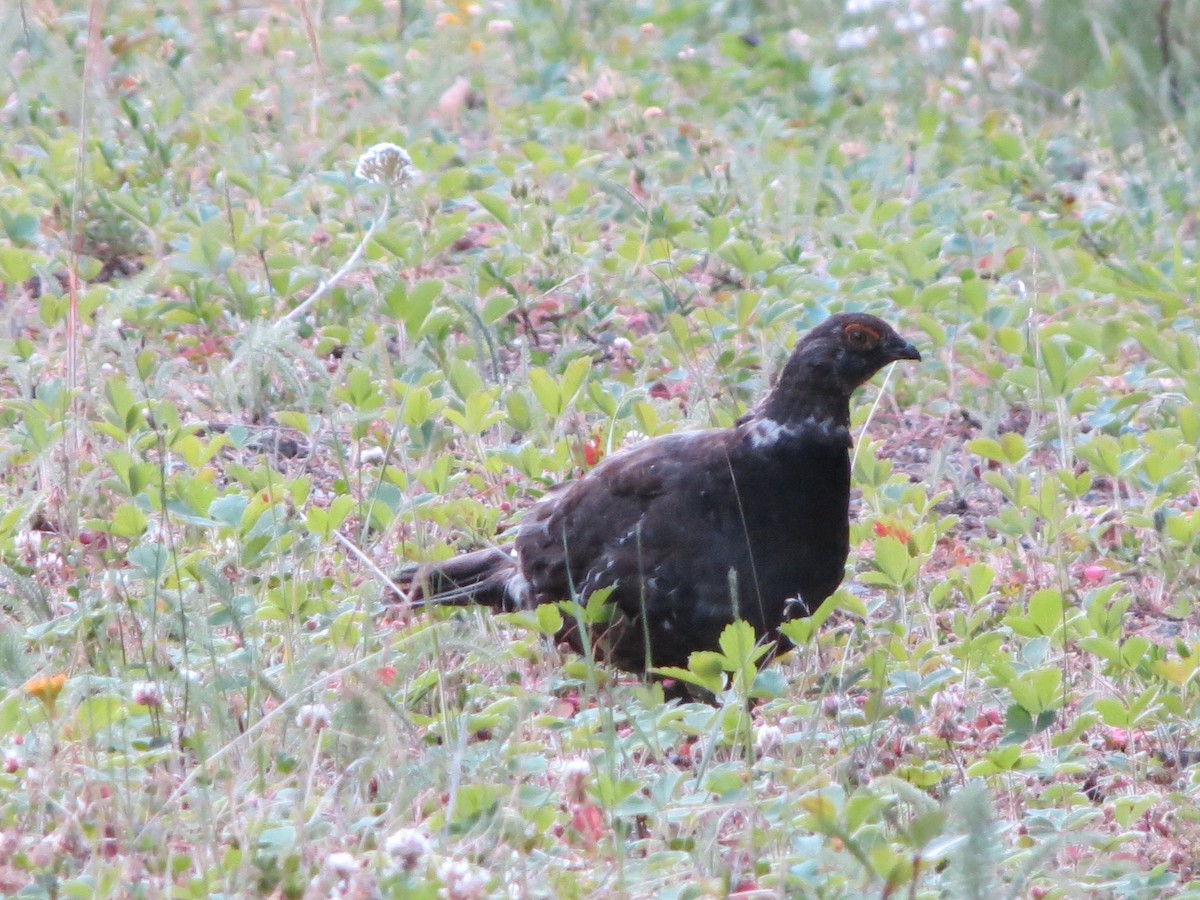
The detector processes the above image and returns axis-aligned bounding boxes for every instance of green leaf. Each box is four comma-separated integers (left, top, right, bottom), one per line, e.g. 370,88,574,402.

778,617,815,645
989,129,1022,161
872,536,910,586
127,544,168,580
74,696,127,737
1119,636,1151,670
689,650,728,679
750,668,788,699
111,503,148,539
965,563,994,602
447,359,485,402
653,662,724,695
1009,667,1062,715
0,246,36,282
475,192,512,226
506,391,533,431
528,367,563,417
999,432,1027,463
558,357,591,411
174,433,230,468
966,438,1006,463
401,386,435,428
1094,697,1131,729
1028,589,1064,637
255,825,296,851
535,603,563,636
329,610,363,649
209,494,249,528
104,377,141,434
2,211,38,244
717,620,759,667
386,279,444,334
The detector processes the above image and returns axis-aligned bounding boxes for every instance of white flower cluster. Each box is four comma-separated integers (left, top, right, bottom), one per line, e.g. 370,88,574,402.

384,827,431,871
296,702,332,731
835,26,879,51
355,142,419,188
845,0,893,13
437,857,489,899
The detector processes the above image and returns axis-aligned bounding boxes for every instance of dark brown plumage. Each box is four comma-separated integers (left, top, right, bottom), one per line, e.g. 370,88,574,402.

397,313,921,672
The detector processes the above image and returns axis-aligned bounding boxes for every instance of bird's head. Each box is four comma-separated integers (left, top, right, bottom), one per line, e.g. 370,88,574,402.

760,313,921,427
797,312,922,389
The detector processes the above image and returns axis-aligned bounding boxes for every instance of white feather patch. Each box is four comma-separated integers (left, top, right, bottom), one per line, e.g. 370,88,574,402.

746,415,845,447
506,571,531,608
746,418,797,447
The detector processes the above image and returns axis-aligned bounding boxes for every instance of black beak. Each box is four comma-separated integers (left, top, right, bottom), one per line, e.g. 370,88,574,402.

885,336,922,362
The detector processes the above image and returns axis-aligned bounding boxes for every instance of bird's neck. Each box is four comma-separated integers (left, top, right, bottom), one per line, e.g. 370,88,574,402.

758,358,853,432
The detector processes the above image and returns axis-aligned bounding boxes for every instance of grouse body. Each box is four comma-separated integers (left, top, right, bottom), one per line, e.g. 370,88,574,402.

398,313,921,672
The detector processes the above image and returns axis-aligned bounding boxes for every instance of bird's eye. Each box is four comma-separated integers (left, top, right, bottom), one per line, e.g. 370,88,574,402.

843,323,880,349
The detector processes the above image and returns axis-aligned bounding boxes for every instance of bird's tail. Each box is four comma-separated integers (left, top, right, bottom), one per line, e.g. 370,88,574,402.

394,548,523,610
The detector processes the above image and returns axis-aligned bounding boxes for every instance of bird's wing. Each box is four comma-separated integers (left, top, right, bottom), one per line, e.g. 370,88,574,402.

514,431,777,662
515,431,721,597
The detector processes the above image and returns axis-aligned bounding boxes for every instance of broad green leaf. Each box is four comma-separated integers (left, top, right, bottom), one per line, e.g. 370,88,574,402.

528,367,562,417
872,536,910,586
111,503,148,539
74,696,127,737
209,494,249,528
717,620,759,668
535,603,563,636
0,246,36,282
1028,589,1064,637
474,192,512,226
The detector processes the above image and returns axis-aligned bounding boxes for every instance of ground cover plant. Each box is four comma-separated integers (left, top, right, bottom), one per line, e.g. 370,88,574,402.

3,0,1200,896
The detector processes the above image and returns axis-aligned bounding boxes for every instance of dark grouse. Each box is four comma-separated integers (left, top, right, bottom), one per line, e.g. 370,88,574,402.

397,312,921,672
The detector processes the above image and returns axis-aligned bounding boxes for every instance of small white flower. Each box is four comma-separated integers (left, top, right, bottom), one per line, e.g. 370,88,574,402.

14,530,38,565
359,446,387,465
326,851,357,877
296,703,332,731
755,723,784,755
918,27,953,54
894,12,926,34
784,29,813,60
845,0,892,13
931,685,965,717
437,857,488,900
486,19,514,34
355,143,418,188
131,680,162,708
835,25,879,52
563,758,590,778
623,430,647,448
385,827,430,871
562,758,590,802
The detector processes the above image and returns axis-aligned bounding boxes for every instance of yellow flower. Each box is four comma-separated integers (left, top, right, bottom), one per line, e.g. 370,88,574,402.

25,673,67,716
